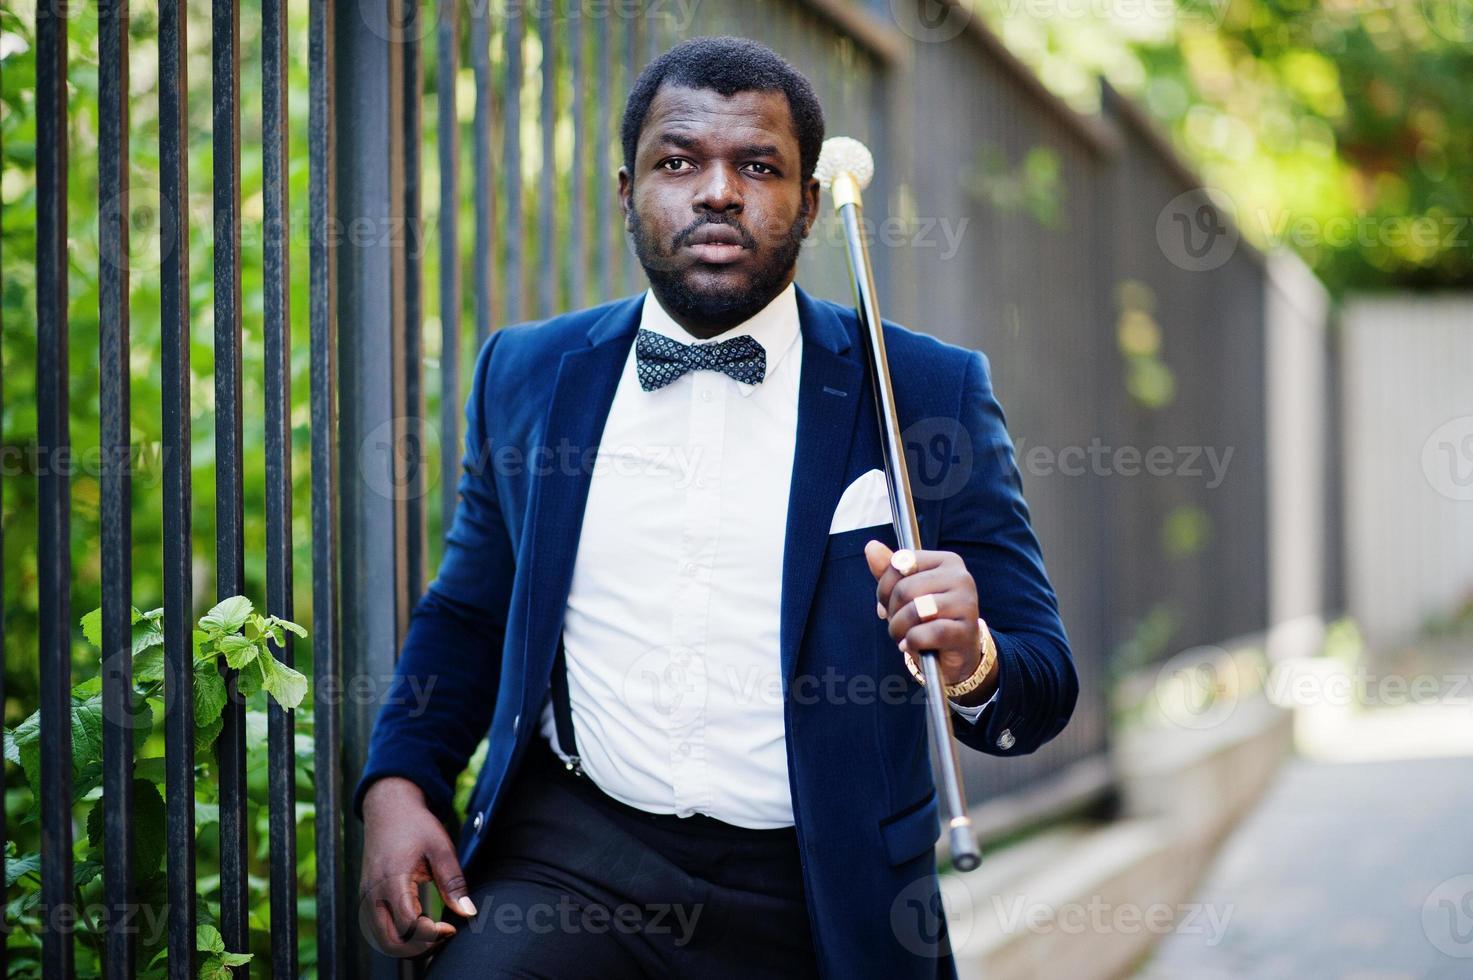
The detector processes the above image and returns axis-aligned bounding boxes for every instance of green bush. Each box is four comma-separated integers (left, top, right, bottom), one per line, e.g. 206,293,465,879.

4,597,306,978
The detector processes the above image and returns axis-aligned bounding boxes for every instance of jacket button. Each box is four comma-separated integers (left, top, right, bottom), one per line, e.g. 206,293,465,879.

997,729,1015,750
472,811,484,833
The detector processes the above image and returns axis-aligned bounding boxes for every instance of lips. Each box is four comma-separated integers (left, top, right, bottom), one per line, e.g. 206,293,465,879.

683,224,749,265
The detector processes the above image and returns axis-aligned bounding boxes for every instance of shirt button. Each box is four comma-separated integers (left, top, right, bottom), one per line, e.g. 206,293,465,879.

678,742,691,755
696,477,708,488
472,811,484,832
701,390,712,402
683,561,697,576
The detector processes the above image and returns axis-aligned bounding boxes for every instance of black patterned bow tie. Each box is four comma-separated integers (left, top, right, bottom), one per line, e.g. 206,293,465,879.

635,328,767,392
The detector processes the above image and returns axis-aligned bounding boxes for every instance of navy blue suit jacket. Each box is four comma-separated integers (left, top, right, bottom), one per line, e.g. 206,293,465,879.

356,285,1077,977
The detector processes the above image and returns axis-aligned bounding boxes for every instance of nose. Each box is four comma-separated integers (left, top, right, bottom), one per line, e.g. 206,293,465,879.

692,161,743,215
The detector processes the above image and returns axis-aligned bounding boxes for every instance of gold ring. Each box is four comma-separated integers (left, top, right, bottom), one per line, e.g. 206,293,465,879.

913,593,939,621
890,549,918,576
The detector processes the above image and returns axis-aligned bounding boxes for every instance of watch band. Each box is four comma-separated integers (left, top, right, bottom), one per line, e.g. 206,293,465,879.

902,617,996,698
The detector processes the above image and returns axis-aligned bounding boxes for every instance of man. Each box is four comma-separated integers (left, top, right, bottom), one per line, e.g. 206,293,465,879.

356,36,1077,978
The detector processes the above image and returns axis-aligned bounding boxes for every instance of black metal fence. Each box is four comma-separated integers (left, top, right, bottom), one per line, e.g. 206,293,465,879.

11,0,1285,974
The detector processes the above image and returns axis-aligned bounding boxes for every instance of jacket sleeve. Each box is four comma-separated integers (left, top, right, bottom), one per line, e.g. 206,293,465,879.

940,349,1078,756
352,330,518,822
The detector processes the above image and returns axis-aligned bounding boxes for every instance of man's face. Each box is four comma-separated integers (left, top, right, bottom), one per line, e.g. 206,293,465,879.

619,84,821,335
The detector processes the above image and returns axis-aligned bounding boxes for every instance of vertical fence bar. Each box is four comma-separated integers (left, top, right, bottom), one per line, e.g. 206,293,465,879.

338,1,411,973
537,3,556,317
34,1,74,974
470,0,491,349
1,138,6,980
570,5,586,309
623,13,641,296
442,0,465,531
159,0,198,974
309,0,346,969
211,0,250,962
595,13,613,302
261,0,298,971
402,0,426,600
502,5,524,324
98,0,135,975
646,0,660,64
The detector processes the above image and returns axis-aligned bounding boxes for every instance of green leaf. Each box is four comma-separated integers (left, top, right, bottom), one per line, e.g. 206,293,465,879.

83,605,152,652
220,952,253,967
193,661,229,728
200,596,253,635
8,888,43,919
258,654,308,710
273,616,308,638
197,923,225,954
144,944,169,971
5,852,41,887
9,692,153,799
81,607,103,647
237,657,265,698
199,957,233,980
131,619,165,658
74,858,102,887
193,714,223,754
217,634,258,670
133,756,168,785
133,645,165,685
84,780,166,878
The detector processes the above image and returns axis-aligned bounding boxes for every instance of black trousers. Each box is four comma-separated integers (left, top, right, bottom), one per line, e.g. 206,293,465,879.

426,739,821,979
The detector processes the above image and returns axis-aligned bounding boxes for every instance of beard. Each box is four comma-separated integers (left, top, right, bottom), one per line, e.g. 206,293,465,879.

629,199,809,332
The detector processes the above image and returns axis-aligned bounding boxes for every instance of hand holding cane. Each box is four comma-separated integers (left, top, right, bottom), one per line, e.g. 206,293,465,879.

814,137,983,873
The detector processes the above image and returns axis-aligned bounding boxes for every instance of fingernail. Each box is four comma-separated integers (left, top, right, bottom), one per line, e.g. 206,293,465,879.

876,601,887,620
459,897,478,917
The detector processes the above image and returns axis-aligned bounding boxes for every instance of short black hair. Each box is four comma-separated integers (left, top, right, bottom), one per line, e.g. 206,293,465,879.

620,36,826,183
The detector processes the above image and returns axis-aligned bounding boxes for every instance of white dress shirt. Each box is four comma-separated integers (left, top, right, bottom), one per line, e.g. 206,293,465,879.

539,283,994,828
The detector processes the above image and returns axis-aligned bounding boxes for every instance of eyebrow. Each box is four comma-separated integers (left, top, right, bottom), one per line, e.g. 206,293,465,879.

653,131,782,159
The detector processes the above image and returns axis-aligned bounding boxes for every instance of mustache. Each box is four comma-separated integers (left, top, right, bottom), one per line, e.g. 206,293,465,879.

672,216,758,251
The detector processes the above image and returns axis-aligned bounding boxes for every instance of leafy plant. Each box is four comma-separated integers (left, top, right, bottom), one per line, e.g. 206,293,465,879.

3,596,306,978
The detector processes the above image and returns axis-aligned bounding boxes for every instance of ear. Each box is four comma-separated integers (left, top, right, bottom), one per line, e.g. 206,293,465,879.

617,167,633,231
801,175,821,237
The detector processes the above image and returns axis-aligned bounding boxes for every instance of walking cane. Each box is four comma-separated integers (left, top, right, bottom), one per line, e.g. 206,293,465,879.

814,137,982,872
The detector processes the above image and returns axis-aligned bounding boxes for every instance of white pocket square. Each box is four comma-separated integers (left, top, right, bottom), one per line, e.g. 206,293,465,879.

829,468,894,534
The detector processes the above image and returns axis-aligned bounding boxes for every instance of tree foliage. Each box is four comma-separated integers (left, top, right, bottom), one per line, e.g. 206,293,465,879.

977,0,1473,292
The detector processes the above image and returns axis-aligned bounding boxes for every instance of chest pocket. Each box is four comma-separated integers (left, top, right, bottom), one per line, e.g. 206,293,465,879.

824,522,900,562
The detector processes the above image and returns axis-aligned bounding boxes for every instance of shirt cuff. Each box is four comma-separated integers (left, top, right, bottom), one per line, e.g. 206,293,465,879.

949,686,999,724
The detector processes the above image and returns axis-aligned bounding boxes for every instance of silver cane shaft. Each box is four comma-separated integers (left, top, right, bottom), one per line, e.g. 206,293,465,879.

834,199,982,873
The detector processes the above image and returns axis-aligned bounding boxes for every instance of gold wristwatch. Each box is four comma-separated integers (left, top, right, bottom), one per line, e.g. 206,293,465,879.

903,617,996,698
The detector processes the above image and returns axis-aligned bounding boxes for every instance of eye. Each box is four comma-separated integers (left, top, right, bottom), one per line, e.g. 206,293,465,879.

745,162,776,175
659,158,693,172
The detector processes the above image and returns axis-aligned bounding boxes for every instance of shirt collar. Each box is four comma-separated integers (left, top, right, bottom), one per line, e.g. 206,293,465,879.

638,282,800,397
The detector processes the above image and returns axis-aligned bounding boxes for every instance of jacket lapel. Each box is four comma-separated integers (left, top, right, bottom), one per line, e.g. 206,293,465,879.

521,297,643,707
780,287,863,686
